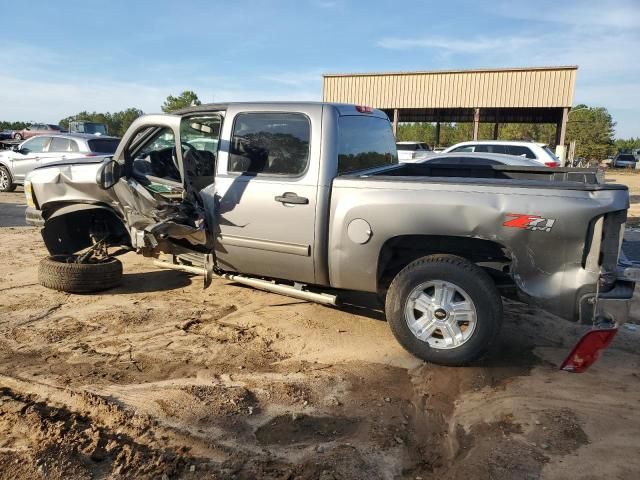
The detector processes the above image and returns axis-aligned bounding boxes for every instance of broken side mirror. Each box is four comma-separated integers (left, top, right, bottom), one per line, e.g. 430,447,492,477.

96,158,122,190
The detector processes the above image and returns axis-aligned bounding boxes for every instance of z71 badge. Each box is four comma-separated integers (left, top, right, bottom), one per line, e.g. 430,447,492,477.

503,213,556,232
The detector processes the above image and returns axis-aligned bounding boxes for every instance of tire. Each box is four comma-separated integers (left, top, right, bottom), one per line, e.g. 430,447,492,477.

385,254,502,366
0,165,16,192
38,255,123,293
13,133,22,140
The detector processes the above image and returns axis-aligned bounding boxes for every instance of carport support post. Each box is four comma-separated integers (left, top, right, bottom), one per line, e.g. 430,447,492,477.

472,108,480,140
435,122,441,147
392,109,399,138
555,107,569,166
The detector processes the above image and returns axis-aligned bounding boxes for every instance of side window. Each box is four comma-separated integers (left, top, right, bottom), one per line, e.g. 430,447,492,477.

451,146,474,153
506,145,536,159
21,136,49,154
229,112,310,176
49,137,71,152
476,144,507,154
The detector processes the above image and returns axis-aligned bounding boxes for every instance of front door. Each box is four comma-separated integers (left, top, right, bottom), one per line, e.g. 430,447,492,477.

10,136,51,181
109,114,222,253
212,110,319,284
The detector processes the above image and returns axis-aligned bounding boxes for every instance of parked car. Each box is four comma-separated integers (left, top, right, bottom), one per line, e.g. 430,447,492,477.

0,133,120,192
611,153,638,168
416,152,542,167
12,123,64,141
396,141,433,162
444,140,560,167
25,102,637,369
0,130,13,141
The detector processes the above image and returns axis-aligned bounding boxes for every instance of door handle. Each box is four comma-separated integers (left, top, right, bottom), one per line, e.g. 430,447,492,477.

275,192,309,205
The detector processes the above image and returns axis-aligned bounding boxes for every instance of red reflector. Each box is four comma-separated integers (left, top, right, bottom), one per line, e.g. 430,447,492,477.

355,105,373,113
544,161,559,167
560,328,617,373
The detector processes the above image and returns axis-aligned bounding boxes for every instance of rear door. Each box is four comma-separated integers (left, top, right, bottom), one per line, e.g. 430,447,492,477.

42,137,73,166
212,107,320,284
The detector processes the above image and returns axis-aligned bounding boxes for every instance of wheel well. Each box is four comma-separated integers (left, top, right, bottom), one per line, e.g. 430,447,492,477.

41,204,131,255
377,235,512,291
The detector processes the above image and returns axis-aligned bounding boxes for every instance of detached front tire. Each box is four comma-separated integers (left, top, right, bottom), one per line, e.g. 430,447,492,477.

38,255,123,293
385,254,502,366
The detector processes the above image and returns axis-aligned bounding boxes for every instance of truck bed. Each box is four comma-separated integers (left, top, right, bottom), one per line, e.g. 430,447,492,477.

359,164,623,191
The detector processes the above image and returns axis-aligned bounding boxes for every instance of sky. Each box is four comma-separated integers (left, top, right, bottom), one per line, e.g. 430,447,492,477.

0,0,638,137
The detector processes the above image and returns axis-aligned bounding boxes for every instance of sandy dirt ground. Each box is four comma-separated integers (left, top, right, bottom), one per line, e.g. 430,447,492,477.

1,183,640,480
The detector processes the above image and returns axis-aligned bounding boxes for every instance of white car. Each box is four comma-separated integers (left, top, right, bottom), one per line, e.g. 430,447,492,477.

443,140,560,167
396,141,433,162
0,133,120,192
612,153,638,169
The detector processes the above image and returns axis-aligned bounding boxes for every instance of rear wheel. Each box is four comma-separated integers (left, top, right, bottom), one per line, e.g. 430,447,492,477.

38,255,122,293
385,254,502,366
0,165,16,192
13,133,22,140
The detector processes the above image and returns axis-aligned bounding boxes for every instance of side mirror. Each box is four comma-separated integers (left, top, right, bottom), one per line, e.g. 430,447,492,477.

96,159,122,190
12,145,19,152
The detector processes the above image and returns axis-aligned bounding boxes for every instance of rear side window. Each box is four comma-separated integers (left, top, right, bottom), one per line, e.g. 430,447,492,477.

88,139,120,153
338,116,398,174
229,113,310,176
48,137,71,152
475,144,507,154
506,145,536,159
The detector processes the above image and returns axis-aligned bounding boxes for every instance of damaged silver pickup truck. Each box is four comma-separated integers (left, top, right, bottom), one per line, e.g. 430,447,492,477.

25,102,639,368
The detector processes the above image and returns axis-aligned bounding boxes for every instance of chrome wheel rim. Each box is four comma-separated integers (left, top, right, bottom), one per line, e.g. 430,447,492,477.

0,170,8,190
405,280,477,349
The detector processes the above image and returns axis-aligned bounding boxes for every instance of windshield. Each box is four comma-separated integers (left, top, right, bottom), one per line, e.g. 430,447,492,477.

397,143,417,151
618,154,636,161
88,138,120,153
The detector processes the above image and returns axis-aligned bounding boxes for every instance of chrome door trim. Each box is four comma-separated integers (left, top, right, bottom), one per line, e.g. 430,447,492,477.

218,234,311,256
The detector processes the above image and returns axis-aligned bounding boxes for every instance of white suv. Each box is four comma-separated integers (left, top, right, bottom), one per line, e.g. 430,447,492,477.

443,141,560,167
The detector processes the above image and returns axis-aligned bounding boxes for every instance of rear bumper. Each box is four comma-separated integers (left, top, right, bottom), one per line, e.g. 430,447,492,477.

25,207,44,227
579,266,638,327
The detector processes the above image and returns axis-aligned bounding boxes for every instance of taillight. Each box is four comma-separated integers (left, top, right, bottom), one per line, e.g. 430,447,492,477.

84,153,98,157
560,328,618,373
544,161,559,167
355,105,373,113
